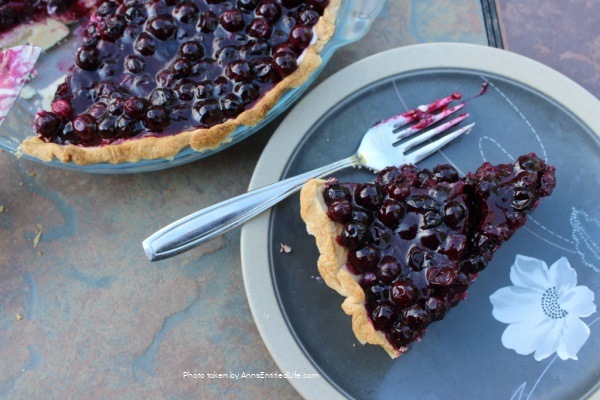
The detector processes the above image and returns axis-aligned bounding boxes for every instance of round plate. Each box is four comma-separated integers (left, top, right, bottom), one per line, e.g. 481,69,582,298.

241,43,600,400
0,0,384,173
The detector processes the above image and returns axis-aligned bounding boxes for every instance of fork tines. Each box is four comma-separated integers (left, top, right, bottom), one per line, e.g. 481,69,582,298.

395,103,466,140
374,92,463,129
407,120,474,164
375,92,474,164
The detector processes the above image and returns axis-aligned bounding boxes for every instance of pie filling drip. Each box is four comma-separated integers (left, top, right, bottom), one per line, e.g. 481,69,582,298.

321,154,556,350
32,0,330,147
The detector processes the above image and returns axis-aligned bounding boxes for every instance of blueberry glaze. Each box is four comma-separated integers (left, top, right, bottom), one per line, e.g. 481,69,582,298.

33,0,329,147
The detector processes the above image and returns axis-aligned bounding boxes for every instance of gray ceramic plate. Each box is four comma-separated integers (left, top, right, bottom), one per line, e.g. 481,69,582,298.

241,43,600,400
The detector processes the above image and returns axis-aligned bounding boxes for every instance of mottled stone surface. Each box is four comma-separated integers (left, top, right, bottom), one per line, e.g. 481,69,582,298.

0,2,486,399
319,0,486,82
498,0,600,99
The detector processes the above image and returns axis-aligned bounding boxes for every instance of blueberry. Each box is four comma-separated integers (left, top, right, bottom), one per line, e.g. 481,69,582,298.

375,256,401,284
390,280,418,307
340,221,369,250
426,266,457,287
34,111,60,138
124,97,147,118
233,82,260,104
198,10,219,33
298,9,319,25
51,99,74,119
149,88,177,109
389,321,417,347
220,9,244,32
402,305,431,330
192,99,223,127
247,18,272,39
348,245,380,274
194,81,214,99
354,183,381,208
174,1,199,24
96,1,118,17
124,6,147,25
256,1,281,22
116,114,142,137
432,164,459,182
511,187,537,211
134,33,155,55
72,114,97,142
220,93,244,117
100,15,126,40
443,200,466,227
288,25,313,51
272,50,297,78
125,55,145,74
226,60,254,82
175,80,196,102
144,106,170,131
76,46,101,71
147,14,176,40
179,40,204,61
326,199,352,223
322,183,349,205
378,199,405,228
371,302,395,329
171,58,192,79
252,57,277,83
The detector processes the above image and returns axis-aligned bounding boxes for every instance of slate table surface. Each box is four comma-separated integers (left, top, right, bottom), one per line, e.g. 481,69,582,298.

1,0,597,399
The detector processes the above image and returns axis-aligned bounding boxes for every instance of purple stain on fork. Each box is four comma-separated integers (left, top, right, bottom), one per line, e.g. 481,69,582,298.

375,92,462,128
358,92,473,171
0,45,42,126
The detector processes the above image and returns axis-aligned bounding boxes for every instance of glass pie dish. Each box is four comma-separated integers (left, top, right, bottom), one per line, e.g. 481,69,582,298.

0,0,384,174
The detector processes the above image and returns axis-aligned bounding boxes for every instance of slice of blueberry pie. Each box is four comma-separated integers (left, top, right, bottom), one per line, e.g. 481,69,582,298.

20,0,340,164
300,154,556,358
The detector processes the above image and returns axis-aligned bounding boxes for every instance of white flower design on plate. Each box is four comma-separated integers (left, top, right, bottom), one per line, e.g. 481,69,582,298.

490,255,596,361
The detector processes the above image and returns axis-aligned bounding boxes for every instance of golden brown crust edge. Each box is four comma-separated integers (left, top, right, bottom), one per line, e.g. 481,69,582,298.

300,178,406,359
20,0,342,165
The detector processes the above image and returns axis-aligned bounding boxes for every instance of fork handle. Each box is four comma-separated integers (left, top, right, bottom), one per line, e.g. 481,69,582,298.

143,155,359,261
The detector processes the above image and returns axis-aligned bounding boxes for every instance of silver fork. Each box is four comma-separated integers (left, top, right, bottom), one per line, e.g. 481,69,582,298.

143,94,474,261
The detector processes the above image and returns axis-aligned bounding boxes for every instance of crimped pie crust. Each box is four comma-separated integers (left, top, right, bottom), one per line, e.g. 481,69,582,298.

300,178,406,358
20,0,341,165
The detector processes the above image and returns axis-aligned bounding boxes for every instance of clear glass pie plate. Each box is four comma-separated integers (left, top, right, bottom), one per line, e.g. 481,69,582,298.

0,0,384,174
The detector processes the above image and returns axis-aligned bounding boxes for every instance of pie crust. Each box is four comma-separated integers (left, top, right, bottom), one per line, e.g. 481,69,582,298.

20,0,341,165
301,178,405,358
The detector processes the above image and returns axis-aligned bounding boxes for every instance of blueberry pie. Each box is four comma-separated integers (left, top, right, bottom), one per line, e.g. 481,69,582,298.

20,0,340,164
300,154,556,358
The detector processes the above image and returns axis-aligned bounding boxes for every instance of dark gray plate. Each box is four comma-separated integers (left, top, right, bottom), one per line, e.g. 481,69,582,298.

241,43,600,400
